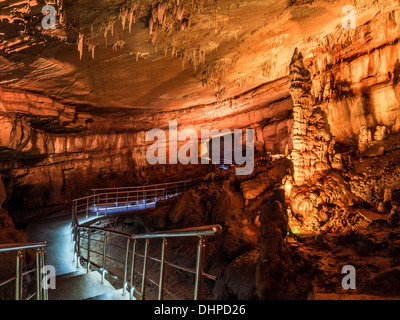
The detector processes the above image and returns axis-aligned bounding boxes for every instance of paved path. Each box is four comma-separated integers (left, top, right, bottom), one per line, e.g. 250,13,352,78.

26,214,77,276
24,206,153,300
25,203,155,276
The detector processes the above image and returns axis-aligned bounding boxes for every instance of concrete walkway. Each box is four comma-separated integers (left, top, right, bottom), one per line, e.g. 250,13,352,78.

25,203,155,276
24,204,155,300
26,214,77,276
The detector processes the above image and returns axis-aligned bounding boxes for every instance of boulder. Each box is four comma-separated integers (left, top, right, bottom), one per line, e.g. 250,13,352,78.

213,250,258,300
256,197,314,299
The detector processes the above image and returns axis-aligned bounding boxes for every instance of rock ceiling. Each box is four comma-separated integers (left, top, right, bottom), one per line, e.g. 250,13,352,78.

1,0,395,114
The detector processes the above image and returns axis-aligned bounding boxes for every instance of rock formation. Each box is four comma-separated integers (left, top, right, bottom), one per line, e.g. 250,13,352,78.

289,48,334,186
0,175,28,298
256,191,314,300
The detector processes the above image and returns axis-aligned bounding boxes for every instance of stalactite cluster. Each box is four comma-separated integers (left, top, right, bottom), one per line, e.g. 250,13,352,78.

149,1,190,45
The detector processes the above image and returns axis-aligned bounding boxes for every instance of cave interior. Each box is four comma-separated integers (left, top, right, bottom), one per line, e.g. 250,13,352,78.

1,0,400,301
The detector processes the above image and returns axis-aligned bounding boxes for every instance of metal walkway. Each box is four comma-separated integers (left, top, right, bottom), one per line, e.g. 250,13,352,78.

0,180,222,300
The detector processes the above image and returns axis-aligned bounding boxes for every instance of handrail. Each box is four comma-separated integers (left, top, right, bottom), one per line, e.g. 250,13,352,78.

75,225,221,241
73,187,168,221
74,188,167,203
76,225,132,238
73,180,191,223
0,242,47,252
0,241,48,300
131,225,222,239
71,179,221,300
91,180,192,194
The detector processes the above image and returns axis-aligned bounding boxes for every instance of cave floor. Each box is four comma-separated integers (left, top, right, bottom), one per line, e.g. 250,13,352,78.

290,205,400,300
22,196,400,300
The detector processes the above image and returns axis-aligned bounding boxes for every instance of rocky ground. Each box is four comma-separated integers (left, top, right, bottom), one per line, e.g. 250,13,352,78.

76,134,400,300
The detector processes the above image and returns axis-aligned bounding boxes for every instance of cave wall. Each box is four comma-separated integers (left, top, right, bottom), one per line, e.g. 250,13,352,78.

0,84,292,224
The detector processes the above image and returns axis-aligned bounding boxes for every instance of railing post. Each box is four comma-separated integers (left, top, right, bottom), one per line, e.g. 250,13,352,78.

71,207,74,239
96,194,99,216
158,238,167,300
87,229,91,273
101,233,107,284
105,193,108,214
144,191,147,209
141,239,149,300
194,238,205,300
71,210,74,243
36,248,42,300
15,250,23,300
86,197,89,219
129,239,137,300
76,228,81,268
72,221,76,263
116,188,119,207
41,248,48,300
122,238,131,296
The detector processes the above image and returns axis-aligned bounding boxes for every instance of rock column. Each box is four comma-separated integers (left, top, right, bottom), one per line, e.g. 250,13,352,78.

289,48,334,185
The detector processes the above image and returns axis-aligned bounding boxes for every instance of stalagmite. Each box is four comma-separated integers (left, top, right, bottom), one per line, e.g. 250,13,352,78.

289,48,333,185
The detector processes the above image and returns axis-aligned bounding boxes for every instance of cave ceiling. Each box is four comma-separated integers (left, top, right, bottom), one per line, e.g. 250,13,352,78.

0,0,389,115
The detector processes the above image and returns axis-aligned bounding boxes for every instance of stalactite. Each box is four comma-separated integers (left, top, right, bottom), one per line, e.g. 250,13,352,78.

113,40,126,51
57,0,65,25
149,1,190,42
78,32,84,60
120,6,128,30
111,20,115,36
88,43,95,59
128,4,136,33
176,6,185,21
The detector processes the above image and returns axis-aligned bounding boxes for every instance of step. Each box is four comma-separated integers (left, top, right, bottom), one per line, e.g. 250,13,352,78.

56,269,87,281
49,271,116,300
85,288,133,300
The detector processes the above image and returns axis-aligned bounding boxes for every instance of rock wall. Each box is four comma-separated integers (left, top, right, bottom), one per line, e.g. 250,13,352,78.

0,174,28,296
0,85,292,224
302,8,400,148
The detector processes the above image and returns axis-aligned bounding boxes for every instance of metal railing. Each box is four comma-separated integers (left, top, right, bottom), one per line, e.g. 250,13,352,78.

0,242,48,300
71,179,222,300
73,180,191,221
74,188,167,220
91,180,192,197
